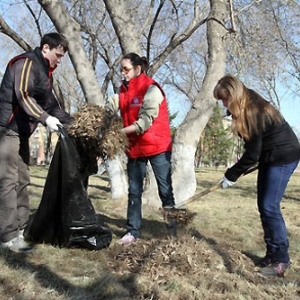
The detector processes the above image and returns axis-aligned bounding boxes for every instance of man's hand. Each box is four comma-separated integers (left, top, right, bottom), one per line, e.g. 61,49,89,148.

221,176,235,189
46,116,62,132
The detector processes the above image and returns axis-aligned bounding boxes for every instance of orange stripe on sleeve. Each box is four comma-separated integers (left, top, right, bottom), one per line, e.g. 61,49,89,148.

19,59,43,118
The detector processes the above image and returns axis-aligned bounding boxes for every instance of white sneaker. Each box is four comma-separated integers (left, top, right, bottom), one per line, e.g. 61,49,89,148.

117,232,136,245
19,229,25,238
0,236,33,253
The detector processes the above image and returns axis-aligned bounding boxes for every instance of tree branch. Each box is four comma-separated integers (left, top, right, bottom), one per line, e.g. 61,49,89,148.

0,15,31,51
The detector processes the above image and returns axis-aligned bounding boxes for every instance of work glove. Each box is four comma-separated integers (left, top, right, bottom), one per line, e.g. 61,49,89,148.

45,116,62,132
220,176,235,189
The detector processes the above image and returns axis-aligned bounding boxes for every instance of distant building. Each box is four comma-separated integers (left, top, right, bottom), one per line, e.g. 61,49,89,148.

29,124,58,165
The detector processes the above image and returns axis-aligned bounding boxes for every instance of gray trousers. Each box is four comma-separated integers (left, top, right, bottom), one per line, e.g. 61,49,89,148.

0,127,30,242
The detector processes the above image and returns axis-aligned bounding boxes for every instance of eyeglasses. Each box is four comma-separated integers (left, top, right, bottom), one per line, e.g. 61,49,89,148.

120,66,133,73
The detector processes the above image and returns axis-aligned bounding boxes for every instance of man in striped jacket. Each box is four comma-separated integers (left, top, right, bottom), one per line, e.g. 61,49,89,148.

0,32,73,253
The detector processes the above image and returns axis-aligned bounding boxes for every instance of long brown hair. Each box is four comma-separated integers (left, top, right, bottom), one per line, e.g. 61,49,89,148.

213,74,283,140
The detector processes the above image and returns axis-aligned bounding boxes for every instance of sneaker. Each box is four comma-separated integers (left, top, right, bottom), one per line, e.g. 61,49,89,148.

259,262,290,276
164,205,175,209
117,233,136,245
256,256,273,268
19,229,25,238
0,236,33,253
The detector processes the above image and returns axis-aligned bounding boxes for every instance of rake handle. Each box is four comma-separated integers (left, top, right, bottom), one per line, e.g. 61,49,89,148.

175,164,258,209
175,181,221,209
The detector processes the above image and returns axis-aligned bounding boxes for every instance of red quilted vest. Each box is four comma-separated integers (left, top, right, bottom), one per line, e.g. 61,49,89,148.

119,73,172,158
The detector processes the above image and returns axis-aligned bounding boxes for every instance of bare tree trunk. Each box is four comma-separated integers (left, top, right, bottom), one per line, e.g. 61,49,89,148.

0,0,297,206
103,0,142,54
37,0,103,106
104,153,128,201
37,0,228,206
37,0,131,200
102,0,229,206
142,165,161,208
172,0,228,204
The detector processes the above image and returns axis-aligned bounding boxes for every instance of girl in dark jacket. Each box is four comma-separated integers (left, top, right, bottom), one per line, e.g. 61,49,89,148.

213,74,300,276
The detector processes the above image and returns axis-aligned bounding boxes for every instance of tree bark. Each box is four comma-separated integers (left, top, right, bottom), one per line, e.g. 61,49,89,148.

37,0,103,105
37,0,228,206
103,0,143,54
0,15,31,51
172,0,228,203
37,0,129,199
104,153,128,201
0,0,297,206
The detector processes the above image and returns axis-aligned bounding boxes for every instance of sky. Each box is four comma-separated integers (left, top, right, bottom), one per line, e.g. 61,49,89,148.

280,94,300,134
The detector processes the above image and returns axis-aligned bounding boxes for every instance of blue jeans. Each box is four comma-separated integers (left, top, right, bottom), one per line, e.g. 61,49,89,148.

257,160,299,263
126,152,175,238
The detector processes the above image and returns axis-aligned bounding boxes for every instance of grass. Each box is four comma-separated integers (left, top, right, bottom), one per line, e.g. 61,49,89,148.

1,165,300,299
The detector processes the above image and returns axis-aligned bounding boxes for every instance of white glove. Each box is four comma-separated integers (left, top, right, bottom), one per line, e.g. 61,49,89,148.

45,116,62,132
221,176,235,189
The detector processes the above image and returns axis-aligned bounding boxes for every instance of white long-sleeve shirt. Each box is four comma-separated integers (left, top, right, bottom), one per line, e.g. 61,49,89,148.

106,84,164,134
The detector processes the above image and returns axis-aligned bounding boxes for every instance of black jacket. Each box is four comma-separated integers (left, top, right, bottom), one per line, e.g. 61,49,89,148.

225,120,300,182
0,47,72,137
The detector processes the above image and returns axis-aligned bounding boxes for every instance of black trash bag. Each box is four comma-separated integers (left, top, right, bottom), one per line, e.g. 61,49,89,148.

24,126,112,250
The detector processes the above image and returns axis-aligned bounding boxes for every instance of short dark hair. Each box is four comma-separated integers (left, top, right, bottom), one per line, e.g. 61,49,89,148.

123,52,149,73
40,32,68,52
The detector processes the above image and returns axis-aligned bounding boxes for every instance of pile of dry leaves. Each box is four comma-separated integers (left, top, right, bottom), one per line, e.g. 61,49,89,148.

161,207,196,224
67,104,128,174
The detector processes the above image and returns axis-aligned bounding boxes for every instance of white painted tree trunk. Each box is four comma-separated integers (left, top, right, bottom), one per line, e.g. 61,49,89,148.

38,0,228,205
104,154,128,201
108,0,228,206
145,0,228,207
172,143,198,205
142,165,161,208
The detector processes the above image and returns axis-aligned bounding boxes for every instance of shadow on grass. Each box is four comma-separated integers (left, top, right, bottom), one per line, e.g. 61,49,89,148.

30,174,48,181
0,247,138,300
196,180,219,190
283,194,300,202
97,212,171,240
189,227,237,274
0,210,170,299
241,250,261,265
29,182,45,190
89,184,111,193
2,252,77,294
188,227,300,287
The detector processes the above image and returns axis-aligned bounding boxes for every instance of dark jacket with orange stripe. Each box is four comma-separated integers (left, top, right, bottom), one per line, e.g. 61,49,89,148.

119,73,172,158
0,47,72,137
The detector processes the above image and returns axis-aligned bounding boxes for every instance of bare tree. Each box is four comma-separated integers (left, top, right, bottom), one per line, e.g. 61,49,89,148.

37,0,103,105
172,0,228,202
101,0,221,203
227,0,300,105
0,0,299,205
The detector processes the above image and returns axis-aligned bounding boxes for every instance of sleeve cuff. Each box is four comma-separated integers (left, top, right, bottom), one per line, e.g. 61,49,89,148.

40,111,49,124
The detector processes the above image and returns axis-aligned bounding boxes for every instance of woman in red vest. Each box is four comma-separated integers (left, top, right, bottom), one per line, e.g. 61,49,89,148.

106,53,175,245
